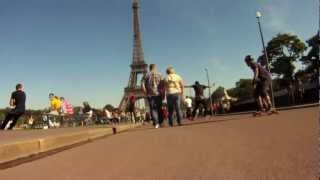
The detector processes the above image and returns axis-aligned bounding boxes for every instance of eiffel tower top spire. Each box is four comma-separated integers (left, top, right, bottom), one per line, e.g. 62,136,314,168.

133,0,139,8
132,0,145,65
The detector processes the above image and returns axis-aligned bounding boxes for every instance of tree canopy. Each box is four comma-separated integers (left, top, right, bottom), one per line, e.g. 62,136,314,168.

227,79,253,100
258,33,306,80
211,86,225,102
104,104,116,111
301,33,320,74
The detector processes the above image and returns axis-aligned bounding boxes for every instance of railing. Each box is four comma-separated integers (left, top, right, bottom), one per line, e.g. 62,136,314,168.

233,82,318,106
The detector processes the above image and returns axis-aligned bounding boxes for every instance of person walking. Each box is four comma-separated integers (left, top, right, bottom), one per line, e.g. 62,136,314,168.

287,80,295,105
0,84,26,130
244,55,272,113
161,103,169,122
295,78,304,104
164,67,184,127
82,102,93,126
191,81,209,119
184,96,193,120
141,64,163,128
128,93,137,124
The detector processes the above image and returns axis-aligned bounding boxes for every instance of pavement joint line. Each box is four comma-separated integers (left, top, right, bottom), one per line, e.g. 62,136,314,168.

0,124,142,169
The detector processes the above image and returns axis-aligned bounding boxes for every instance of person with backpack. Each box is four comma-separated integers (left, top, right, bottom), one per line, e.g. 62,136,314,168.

142,64,163,128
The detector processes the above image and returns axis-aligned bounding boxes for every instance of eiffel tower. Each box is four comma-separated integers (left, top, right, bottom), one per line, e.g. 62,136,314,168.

119,0,148,111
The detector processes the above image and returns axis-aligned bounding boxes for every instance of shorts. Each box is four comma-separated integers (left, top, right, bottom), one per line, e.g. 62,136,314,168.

254,79,271,98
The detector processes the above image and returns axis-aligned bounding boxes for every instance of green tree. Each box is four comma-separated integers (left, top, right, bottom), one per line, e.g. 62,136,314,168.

211,86,225,102
258,33,307,80
104,104,115,111
0,109,5,122
227,79,253,100
300,33,319,77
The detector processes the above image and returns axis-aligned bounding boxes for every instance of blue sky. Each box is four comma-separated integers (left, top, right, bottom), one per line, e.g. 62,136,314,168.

0,0,317,109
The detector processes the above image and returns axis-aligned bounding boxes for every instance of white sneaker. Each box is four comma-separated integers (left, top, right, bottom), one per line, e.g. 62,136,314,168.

155,124,160,129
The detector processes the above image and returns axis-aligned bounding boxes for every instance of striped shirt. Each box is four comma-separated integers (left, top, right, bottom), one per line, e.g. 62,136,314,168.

61,100,74,115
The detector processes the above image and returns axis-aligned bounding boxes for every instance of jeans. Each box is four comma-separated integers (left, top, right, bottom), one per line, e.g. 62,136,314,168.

167,93,183,126
186,107,192,119
0,109,24,130
148,96,163,125
192,98,206,118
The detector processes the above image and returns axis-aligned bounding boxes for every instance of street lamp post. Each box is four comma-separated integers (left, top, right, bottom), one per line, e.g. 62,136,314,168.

318,0,320,104
316,1,320,180
256,11,276,109
317,1,320,180
205,68,213,116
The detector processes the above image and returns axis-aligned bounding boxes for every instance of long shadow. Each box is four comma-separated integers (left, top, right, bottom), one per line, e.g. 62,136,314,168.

122,116,251,134
181,116,249,127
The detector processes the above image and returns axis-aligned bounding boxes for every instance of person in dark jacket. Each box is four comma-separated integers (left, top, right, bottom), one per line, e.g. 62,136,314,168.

0,84,26,130
191,81,209,119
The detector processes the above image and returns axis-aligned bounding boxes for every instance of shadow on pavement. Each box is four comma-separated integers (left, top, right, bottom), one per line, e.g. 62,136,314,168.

124,115,249,134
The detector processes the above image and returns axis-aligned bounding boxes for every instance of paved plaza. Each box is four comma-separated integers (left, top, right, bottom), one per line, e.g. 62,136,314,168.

0,107,318,180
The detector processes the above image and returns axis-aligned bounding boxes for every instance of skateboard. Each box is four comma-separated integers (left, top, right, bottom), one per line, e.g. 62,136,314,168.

252,109,279,116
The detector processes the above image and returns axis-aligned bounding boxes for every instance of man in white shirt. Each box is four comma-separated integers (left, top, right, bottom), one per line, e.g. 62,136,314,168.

184,96,192,120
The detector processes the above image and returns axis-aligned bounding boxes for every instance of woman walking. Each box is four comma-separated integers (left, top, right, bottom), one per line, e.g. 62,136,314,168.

164,67,184,127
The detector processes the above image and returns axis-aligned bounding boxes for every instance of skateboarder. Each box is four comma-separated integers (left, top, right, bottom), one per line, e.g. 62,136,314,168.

244,55,272,113
0,84,26,130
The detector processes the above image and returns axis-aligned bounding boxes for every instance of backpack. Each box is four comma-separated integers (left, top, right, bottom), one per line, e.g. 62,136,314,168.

145,72,161,95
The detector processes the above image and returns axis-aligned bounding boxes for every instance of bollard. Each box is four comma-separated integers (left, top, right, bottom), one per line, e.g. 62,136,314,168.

112,127,117,134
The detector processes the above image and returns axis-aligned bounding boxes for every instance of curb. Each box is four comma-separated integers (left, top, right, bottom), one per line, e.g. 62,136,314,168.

0,124,141,166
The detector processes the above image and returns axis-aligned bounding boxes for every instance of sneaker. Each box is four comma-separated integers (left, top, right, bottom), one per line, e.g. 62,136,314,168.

155,124,160,129
265,105,272,112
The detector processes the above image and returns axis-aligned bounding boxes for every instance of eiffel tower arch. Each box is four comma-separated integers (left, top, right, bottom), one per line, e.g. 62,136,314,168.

119,0,148,111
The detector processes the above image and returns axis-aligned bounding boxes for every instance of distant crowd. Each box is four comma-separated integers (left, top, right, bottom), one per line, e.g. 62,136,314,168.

0,64,215,130
0,54,316,130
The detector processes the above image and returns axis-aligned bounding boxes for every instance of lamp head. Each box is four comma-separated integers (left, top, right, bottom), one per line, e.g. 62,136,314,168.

256,11,262,18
